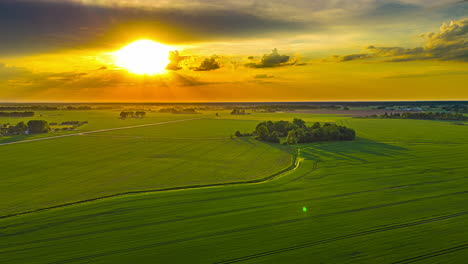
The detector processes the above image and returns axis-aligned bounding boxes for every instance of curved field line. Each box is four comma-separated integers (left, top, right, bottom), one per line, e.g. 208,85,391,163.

213,211,468,264
40,210,468,264
0,184,463,250
4,192,465,262
0,149,301,220
0,117,204,146
390,244,468,264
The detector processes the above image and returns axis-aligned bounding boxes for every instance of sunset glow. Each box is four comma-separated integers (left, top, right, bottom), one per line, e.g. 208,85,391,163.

113,40,172,75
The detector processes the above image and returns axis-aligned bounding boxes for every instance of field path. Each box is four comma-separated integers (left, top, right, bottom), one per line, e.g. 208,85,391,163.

0,117,204,146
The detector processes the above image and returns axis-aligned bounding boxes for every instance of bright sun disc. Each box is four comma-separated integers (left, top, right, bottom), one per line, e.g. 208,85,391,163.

113,40,171,75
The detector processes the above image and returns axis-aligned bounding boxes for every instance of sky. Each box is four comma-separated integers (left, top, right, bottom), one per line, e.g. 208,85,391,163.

0,0,467,102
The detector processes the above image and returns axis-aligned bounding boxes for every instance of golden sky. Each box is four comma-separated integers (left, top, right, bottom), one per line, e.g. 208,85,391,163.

0,0,467,102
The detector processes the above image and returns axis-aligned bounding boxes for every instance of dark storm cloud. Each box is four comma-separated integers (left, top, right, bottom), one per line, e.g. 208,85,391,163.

246,49,294,68
336,18,468,62
0,0,309,55
193,57,220,71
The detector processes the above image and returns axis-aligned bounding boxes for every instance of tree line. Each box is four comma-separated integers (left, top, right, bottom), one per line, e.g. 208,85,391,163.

49,121,88,130
365,112,467,121
0,111,34,117
235,118,356,144
158,108,199,114
120,111,146,119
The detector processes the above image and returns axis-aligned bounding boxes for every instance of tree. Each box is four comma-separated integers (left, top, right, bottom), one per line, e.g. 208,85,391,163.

15,121,28,134
235,131,242,137
267,131,280,143
256,125,269,141
286,130,297,144
120,111,127,119
293,118,306,128
27,120,49,134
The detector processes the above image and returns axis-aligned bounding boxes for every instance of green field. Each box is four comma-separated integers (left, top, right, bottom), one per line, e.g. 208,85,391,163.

0,110,210,144
0,111,467,263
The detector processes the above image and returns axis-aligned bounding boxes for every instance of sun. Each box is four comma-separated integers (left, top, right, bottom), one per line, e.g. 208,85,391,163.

113,39,172,75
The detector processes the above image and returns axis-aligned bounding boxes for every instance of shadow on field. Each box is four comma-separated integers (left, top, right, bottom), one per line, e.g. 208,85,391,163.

0,135,27,144
301,137,408,162
233,137,295,156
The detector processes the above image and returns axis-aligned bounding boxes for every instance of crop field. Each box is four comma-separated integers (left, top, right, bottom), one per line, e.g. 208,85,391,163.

0,110,210,144
0,116,293,216
0,111,467,263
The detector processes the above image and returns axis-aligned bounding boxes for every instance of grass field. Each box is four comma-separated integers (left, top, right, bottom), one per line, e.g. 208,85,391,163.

0,111,467,263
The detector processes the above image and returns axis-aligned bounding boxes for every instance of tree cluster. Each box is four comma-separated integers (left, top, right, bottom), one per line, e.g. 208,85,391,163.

0,122,28,135
57,121,88,125
366,112,467,121
0,111,34,117
49,121,88,131
234,131,253,137
66,106,92,110
27,120,49,134
1,120,50,136
120,111,146,119
251,118,355,144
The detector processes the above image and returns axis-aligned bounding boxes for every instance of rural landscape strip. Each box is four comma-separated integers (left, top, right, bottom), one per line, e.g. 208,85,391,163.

44,209,468,263
0,149,300,220
213,211,468,264
0,117,204,146
0,182,462,250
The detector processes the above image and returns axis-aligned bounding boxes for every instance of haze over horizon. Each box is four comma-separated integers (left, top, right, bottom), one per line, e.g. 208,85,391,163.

1,0,467,102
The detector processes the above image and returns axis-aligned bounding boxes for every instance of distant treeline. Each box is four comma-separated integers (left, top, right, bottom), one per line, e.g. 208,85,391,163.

365,112,468,121
0,106,58,111
65,106,92,110
0,105,115,111
250,105,343,113
235,118,356,144
440,105,468,113
0,111,34,117
159,108,199,114
49,121,88,126
120,111,146,119
231,109,249,115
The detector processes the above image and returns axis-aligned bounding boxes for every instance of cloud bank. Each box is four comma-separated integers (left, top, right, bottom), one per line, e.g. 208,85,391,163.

336,18,468,62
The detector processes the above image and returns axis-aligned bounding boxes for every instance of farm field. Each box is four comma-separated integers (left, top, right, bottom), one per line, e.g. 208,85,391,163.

0,111,467,263
0,110,211,144
0,117,293,216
